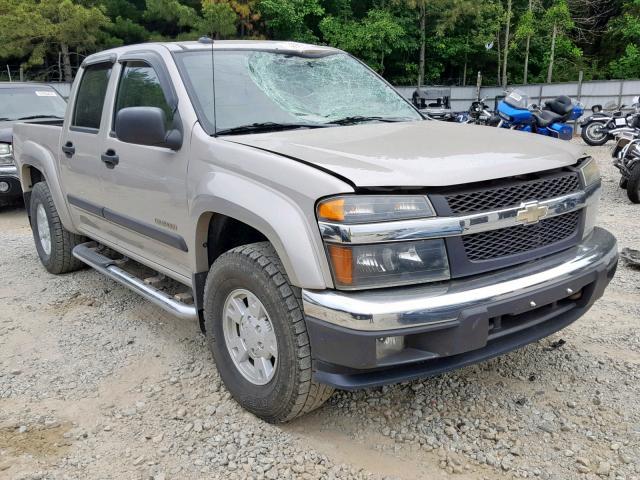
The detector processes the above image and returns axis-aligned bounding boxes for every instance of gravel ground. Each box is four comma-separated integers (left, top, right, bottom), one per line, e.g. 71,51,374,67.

1,139,639,480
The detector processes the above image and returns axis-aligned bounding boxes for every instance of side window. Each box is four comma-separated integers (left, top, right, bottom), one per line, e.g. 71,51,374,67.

114,61,173,129
72,63,112,130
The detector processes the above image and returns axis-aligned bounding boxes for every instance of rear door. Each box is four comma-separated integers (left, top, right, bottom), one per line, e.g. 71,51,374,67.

60,61,114,232
98,52,191,279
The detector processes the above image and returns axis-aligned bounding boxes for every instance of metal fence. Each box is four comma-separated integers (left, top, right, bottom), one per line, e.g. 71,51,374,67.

395,78,640,115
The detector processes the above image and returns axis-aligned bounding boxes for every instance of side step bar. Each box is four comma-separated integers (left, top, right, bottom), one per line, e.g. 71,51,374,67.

72,242,198,321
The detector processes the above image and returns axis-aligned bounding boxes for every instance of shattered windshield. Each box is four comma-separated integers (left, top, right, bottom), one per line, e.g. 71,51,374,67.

176,50,421,134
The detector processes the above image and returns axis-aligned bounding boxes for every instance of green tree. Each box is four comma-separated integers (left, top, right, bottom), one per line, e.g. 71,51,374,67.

605,0,640,78
258,0,323,42
514,0,535,84
199,0,238,38
543,0,576,82
0,0,111,81
320,9,404,73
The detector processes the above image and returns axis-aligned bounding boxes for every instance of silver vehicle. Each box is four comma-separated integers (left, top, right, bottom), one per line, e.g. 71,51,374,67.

12,40,618,422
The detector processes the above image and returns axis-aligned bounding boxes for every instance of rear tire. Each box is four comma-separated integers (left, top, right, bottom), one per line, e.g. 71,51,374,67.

626,164,640,204
581,121,609,146
203,241,333,423
29,182,86,274
620,177,628,189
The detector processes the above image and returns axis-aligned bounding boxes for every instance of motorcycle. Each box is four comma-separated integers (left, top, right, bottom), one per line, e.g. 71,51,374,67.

496,90,583,140
612,119,640,203
581,96,640,146
453,97,499,125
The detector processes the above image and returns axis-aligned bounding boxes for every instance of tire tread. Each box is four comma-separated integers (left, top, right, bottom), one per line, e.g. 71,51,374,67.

210,241,333,422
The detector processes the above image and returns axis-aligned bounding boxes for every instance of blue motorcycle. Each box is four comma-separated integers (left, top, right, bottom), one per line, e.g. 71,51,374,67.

496,90,583,140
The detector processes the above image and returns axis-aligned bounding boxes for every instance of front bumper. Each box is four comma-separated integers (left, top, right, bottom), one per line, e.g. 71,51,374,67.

0,165,22,198
302,227,618,389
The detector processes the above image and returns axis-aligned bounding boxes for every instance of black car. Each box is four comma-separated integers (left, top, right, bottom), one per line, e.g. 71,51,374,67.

0,83,67,206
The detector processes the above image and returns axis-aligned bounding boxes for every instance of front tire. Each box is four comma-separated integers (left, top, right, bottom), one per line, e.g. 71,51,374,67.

581,121,609,146
626,164,640,204
203,242,333,422
29,182,86,274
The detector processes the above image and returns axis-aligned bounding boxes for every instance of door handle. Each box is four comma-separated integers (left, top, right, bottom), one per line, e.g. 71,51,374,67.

62,142,75,158
101,149,120,169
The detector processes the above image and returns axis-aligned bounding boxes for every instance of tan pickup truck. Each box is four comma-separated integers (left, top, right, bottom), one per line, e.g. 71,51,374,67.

12,40,618,422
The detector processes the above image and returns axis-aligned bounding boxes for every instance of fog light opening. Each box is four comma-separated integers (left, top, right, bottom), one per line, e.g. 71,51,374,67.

568,289,583,301
376,336,405,359
0,181,9,193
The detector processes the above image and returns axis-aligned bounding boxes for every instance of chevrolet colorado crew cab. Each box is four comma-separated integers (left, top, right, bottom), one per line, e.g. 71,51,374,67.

13,40,618,422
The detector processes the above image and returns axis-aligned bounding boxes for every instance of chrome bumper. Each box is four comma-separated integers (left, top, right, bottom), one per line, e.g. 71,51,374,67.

0,165,19,179
302,227,618,332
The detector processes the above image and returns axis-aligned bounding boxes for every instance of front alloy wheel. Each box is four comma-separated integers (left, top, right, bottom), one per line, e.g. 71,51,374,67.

223,288,278,385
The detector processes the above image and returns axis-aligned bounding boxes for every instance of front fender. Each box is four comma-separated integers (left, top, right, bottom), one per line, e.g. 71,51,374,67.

190,172,336,289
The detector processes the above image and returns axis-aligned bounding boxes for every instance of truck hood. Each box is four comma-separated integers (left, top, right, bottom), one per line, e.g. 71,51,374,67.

224,120,584,187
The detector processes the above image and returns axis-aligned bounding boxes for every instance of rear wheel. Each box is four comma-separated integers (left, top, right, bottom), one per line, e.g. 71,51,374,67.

203,242,333,422
626,164,640,204
581,121,609,146
29,182,86,274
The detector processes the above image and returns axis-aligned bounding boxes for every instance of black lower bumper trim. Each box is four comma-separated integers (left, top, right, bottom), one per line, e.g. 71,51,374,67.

308,248,618,390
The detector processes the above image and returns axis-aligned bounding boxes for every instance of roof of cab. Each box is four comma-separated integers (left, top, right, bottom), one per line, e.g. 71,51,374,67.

83,40,341,65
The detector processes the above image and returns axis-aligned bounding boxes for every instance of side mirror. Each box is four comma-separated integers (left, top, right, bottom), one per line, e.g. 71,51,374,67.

115,106,182,150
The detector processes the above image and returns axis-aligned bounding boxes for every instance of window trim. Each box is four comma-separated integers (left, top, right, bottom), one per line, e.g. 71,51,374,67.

71,61,113,134
110,51,180,140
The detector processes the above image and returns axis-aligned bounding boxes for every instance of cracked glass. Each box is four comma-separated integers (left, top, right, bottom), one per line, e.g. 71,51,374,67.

177,50,421,133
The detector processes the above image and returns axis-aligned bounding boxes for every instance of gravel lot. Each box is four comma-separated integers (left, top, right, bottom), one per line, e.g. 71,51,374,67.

1,139,639,480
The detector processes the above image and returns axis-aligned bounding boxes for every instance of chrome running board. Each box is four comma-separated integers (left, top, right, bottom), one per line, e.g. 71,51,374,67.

72,242,198,320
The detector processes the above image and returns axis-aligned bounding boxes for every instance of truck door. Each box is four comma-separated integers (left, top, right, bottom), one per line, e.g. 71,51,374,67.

59,61,114,234
98,54,191,280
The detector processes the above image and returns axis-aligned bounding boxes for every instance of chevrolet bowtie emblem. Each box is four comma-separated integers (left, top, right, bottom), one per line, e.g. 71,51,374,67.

516,201,549,224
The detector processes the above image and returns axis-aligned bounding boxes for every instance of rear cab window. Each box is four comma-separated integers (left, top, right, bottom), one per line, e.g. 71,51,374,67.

72,63,112,132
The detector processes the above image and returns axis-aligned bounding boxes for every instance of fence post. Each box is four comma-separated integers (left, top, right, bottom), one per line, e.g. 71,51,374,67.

538,84,543,106
575,70,583,135
19,67,24,82
618,79,625,108
476,71,482,101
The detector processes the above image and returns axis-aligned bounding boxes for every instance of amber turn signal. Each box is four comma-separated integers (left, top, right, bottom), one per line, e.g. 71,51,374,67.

318,198,345,222
327,244,353,285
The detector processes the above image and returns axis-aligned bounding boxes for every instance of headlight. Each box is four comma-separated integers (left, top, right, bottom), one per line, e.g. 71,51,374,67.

578,157,600,187
317,195,449,290
317,195,434,224
0,143,14,166
578,157,601,239
326,239,450,289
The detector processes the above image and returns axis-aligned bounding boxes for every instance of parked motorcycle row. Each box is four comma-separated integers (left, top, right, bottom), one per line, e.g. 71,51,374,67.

416,89,640,204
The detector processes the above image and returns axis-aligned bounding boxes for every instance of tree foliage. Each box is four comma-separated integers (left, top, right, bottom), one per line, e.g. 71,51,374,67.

0,0,637,84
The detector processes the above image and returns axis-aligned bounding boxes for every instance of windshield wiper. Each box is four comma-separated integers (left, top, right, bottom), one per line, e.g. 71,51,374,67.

215,122,328,136
16,115,64,120
0,117,13,121
326,115,411,125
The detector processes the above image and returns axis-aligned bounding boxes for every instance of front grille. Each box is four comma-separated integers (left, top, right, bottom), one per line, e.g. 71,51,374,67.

444,172,581,214
462,211,581,262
